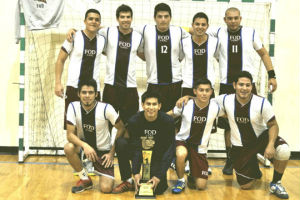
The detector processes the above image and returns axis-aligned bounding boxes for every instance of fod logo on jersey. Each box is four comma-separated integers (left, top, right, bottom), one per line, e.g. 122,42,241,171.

236,117,250,124
83,124,95,132
194,48,206,56
144,129,157,137
119,41,131,49
84,49,96,57
193,116,207,124
229,35,241,42
158,35,170,42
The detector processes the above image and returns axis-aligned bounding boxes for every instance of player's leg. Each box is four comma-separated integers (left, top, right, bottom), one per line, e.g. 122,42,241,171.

172,142,188,194
218,84,235,175
187,147,209,190
64,143,93,193
118,87,139,124
99,176,114,193
269,138,290,199
113,137,135,193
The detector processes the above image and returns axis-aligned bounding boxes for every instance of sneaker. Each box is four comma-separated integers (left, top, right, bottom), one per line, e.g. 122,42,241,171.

71,177,93,193
270,181,289,199
187,175,196,190
185,163,190,173
172,180,185,194
222,159,233,175
208,167,212,175
112,181,134,194
170,161,176,170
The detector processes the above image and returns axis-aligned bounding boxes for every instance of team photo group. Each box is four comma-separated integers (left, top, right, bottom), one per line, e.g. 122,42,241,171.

54,2,290,199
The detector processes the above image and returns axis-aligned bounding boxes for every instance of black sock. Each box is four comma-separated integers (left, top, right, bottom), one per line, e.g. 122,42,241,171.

272,170,283,183
226,146,232,160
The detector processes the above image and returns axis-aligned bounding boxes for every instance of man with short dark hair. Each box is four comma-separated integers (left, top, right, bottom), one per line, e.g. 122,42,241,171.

216,71,289,199
212,7,278,175
64,79,125,194
137,2,189,112
55,9,105,129
130,91,175,195
168,78,223,193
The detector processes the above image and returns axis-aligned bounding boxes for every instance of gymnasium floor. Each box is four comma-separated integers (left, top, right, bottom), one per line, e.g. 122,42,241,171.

0,155,299,200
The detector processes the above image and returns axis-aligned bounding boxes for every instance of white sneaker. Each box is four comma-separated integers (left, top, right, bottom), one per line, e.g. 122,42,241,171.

270,181,289,199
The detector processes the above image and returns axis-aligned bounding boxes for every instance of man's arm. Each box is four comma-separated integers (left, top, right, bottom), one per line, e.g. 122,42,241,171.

264,118,279,159
101,119,125,168
55,49,68,98
66,123,98,162
256,47,277,93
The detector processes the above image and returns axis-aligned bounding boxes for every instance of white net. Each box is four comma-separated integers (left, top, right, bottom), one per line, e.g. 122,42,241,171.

22,0,271,157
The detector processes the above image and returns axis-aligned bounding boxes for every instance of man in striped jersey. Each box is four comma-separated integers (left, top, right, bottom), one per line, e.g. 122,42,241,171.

212,7,278,175
168,78,223,193
64,79,125,194
217,71,289,199
137,3,189,112
55,9,105,129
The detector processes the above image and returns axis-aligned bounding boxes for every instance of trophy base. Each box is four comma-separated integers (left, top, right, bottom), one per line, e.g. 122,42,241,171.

135,181,156,199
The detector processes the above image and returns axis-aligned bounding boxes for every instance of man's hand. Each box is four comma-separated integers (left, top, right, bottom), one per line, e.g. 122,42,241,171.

176,95,190,108
67,29,77,42
147,176,160,190
264,143,275,159
268,78,277,93
82,143,98,162
101,152,114,168
55,83,64,98
134,174,142,193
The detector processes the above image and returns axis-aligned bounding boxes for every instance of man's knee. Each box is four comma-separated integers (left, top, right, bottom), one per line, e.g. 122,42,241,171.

99,180,113,193
195,178,207,190
176,147,188,159
274,144,290,161
64,143,76,155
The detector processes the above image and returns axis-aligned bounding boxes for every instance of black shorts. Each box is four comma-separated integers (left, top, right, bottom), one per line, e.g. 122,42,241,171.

64,86,100,129
102,84,139,123
231,130,288,185
147,81,182,112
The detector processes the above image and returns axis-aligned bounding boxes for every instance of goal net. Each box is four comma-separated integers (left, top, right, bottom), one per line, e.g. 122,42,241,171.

20,0,271,161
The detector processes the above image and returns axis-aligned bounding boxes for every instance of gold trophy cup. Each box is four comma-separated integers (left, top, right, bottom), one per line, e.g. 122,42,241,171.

135,150,155,199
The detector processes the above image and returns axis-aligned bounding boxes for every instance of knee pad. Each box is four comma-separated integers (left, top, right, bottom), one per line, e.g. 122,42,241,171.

274,144,290,160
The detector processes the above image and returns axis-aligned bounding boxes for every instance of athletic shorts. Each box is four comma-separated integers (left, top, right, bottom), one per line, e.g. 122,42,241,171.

64,86,100,129
93,150,114,179
217,83,257,131
231,130,287,185
102,84,139,123
176,141,208,179
147,81,182,112
181,87,217,133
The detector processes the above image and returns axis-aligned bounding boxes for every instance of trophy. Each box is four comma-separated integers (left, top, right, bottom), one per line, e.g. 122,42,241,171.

135,150,156,199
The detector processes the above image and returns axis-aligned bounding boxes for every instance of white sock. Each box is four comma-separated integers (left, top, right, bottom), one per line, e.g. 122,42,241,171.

126,178,133,184
178,178,185,183
78,168,89,180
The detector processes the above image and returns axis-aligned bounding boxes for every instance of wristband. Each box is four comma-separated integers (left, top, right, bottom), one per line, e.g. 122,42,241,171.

268,70,276,79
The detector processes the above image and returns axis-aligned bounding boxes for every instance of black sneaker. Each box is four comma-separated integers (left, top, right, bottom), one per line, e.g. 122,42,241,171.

222,159,233,175
71,177,93,193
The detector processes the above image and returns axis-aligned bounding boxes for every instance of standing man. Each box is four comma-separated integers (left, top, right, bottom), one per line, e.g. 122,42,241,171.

55,9,105,129
138,3,189,112
217,71,289,199
167,78,223,193
64,79,125,193
213,7,278,175
98,4,142,124
130,91,175,195
181,12,218,97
